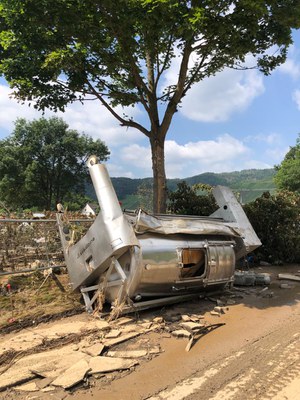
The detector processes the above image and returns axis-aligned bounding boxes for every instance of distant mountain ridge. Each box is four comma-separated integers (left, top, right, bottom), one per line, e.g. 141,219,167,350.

86,168,276,208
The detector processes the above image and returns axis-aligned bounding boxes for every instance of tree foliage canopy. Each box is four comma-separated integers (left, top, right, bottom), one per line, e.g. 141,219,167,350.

0,117,109,210
0,0,299,212
274,134,300,192
244,191,300,263
168,181,217,216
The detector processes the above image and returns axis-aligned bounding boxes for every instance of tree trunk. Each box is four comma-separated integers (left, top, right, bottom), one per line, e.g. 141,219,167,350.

150,137,167,214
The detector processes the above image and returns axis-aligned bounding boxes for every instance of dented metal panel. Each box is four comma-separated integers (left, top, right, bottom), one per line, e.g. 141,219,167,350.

57,156,261,313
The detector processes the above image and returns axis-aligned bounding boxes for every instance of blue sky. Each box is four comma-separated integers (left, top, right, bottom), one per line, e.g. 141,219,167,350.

0,33,300,179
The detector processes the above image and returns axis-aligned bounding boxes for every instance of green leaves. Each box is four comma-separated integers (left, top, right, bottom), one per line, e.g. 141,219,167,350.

274,134,300,192
244,191,300,263
0,117,110,210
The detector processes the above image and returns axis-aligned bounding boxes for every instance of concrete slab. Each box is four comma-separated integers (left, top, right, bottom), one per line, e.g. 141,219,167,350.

52,359,90,389
107,350,148,358
89,356,138,374
82,343,105,357
15,381,39,392
103,331,141,347
171,329,191,338
105,329,121,338
35,377,53,389
30,350,89,378
180,322,204,331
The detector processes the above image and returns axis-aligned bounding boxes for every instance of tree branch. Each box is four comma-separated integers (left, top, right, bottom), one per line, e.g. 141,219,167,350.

86,81,150,137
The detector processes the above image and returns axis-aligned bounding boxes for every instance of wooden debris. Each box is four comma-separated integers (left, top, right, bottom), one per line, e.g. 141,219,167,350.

185,323,226,352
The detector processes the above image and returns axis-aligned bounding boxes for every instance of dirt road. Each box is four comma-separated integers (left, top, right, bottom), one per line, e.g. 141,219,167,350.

1,265,299,400
72,265,300,400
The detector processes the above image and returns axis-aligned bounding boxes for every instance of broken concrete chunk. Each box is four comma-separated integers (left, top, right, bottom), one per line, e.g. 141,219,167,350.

113,317,134,326
0,347,83,391
278,273,300,282
139,322,153,329
107,350,147,358
214,306,225,314
226,299,236,305
181,315,191,322
15,382,39,392
280,283,292,289
180,322,204,331
52,359,90,389
89,356,138,374
105,329,121,339
82,343,105,357
30,350,89,379
191,314,205,320
171,329,192,339
35,377,54,390
94,320,110,330
210,311,220,316
148,346,161,354
103,331,141,347
41,386,56,392
153,317,164,324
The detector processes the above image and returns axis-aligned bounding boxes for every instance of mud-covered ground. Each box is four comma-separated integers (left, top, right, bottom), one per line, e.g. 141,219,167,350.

0,264,299,400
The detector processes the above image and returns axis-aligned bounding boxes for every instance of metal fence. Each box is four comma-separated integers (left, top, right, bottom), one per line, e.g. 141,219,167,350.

0,218,92,276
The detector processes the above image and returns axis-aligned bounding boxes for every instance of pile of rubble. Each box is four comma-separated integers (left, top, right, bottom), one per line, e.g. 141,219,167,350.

0,298,237,397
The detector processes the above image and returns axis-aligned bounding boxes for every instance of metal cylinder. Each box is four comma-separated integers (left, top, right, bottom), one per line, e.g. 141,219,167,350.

87,156,122,222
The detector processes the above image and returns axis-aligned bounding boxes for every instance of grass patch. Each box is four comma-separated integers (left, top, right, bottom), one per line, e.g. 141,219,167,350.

0,272,82,330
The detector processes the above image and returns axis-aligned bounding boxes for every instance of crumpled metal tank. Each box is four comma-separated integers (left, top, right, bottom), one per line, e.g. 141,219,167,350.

57,156,261,313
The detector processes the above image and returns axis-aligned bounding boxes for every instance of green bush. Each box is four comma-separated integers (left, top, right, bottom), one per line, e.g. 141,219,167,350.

244,191,300,263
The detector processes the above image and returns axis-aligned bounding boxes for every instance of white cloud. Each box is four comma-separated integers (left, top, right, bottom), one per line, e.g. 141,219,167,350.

278,45,300,79
179,69,264,122
106,162,135,178
244,132,282,145
265,146,290,163
118,134,250,178
293,89,300,109
242,160,272,169
120,144,152,169
279,59,300,79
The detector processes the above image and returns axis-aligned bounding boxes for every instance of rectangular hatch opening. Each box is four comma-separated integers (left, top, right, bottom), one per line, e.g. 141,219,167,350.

181,249,206,279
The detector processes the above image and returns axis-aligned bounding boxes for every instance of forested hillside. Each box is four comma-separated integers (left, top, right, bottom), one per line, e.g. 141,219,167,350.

86,168,276,208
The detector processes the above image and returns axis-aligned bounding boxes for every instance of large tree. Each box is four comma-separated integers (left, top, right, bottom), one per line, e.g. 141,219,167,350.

0,1,299,212
0,117,109,209
274,134,300,192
